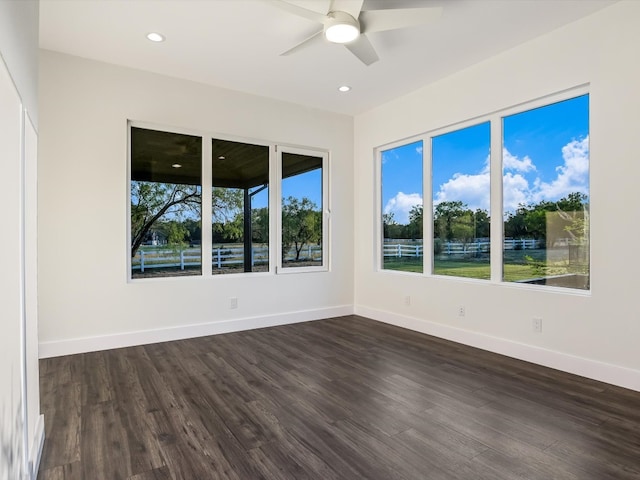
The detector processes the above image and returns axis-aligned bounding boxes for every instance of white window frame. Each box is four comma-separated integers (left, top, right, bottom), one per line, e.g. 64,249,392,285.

375,84,590,294
375,136,426,275
127,121,207,282
428,118,492,281
128,121,330,281
276,145,330,274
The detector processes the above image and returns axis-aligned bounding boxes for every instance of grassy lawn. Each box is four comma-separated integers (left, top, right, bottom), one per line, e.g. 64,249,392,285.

383,249,560,282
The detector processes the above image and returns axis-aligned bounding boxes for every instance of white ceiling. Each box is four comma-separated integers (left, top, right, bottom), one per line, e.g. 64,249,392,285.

39,0,616,116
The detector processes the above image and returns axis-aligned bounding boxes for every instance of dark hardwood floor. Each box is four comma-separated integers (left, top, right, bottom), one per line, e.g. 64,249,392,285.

37,315,640,479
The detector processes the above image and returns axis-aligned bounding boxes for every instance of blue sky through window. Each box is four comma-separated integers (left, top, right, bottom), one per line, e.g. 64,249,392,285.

503,95,589,213
381,94,589,223
251,168,322,210
381,140,423,224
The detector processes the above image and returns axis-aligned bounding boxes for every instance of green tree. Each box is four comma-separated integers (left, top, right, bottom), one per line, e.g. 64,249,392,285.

183,219,201,245
474,209,490,239
503,192,588,247
252,207,269,244
131,182,200,258
383,212,407,239
131,183,244,257
407,205,423,240
451,210,475,245
158,220,190,251
282,196,322,261
433,201,467,242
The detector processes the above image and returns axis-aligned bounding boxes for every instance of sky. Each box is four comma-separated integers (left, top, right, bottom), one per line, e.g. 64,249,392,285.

250,168,322,210
382,94,589,224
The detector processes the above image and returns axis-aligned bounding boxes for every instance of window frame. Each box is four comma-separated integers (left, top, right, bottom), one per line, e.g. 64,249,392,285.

376,137,426,275
127,121,207,282
127,121,330,281
375,85,591,294
429,118,492,281
275,144,330,274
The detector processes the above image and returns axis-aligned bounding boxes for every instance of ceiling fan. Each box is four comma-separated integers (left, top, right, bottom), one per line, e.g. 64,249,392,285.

267,0,442,66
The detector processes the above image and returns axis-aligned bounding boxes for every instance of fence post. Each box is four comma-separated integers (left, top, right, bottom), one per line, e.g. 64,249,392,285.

397,244,401,258
140,250,145,273
180,250,185,270
447,242,451,255
217,248,222,269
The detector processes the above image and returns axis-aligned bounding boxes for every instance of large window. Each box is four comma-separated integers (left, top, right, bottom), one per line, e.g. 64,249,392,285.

129,124,329,279
381,141,424,273
279,148,327,271
130,127,202,279
432,122,490,279
377,90,589,291
502,95,589,290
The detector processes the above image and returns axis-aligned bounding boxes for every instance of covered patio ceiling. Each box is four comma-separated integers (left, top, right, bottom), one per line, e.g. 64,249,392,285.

131,127,321,188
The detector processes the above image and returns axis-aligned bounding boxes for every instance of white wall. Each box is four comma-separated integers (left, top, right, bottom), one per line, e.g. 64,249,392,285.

0,0,38,127
0,51,27,480
38,51,354,356
354,1,640,391
0,1,42,478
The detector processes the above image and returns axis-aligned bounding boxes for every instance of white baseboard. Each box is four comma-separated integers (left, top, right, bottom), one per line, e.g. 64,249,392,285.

38,303,640,392
38,305,354,358
29,414,45,480
355,305,640,392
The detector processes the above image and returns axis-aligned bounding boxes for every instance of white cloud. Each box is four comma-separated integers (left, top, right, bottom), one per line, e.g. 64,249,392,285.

502,172,532,212
416,145,423,154
434,172,490,211
503,148,536,173
414,137,589,216
533,136,589,202
384,192,422,224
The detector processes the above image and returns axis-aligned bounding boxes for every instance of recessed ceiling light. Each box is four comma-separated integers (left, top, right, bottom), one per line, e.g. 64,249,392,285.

171,163,182,168
146,32,165,43
218,156,226,160
338,85,351,93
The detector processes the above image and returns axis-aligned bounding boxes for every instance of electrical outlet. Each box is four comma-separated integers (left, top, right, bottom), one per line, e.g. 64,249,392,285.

404,295,411,306
458,306,466,317
230,297,238,309
532,317,542,333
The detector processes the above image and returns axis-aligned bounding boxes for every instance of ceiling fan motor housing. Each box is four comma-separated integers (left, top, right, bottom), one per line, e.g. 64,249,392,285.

324,11,361,44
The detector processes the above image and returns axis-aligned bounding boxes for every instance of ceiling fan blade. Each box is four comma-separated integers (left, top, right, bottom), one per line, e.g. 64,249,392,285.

360,7,442,34
266,0,326,23
280,30,324,56
329,0,364,18
344,34,379,66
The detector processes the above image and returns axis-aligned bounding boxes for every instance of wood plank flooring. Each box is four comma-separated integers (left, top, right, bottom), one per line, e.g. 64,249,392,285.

37,315,640,479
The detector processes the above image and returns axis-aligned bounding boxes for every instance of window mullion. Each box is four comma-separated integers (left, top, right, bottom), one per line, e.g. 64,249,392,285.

201,135,213,277
271,144,280,273
423,136,433,275
490,118,503,283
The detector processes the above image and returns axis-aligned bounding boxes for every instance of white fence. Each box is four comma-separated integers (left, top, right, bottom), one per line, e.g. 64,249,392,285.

132,244,322,272
383,238,542,258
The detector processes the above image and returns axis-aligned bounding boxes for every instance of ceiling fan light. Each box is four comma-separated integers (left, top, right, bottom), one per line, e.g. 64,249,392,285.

324,11,360,44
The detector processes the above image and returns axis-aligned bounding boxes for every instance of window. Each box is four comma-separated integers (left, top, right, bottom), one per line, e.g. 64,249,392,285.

130,127,202,279
432,123,491,279
502,95,589,290
129,124,328,279
211,139,269,274
381,141,424,273
279,148,328,271
377,89,589,291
